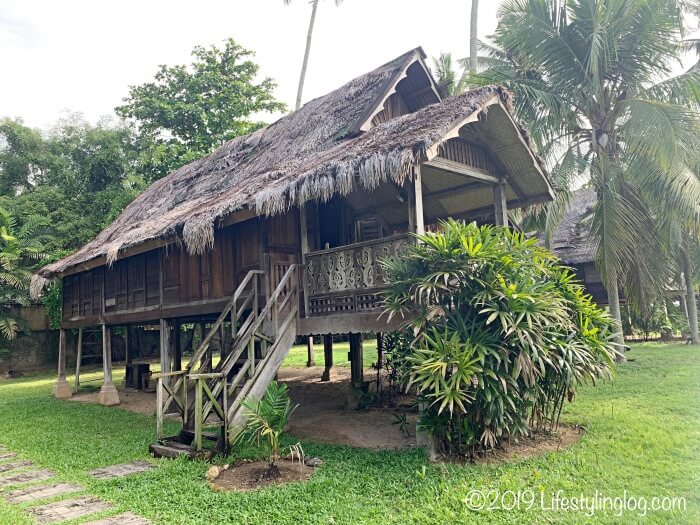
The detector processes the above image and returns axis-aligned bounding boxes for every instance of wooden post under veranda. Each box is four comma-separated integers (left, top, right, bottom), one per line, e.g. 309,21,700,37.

97,325,120,406
321,334,334,381
73,328,83,393
53,328,72,399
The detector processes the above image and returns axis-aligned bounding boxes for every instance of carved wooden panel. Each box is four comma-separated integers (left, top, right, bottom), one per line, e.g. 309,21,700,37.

304,234,411,316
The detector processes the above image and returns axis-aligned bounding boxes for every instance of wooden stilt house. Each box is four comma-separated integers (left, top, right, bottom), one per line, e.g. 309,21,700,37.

33,47,554,454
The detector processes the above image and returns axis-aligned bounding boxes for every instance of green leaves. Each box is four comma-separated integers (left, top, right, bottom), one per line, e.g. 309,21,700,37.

233,381,298,468
116,38,286,182
383,221,616,455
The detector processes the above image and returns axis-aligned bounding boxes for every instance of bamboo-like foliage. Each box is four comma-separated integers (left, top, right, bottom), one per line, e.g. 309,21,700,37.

382,220,617,455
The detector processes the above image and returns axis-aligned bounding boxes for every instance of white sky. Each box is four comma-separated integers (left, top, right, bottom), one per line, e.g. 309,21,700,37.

0,0,504,129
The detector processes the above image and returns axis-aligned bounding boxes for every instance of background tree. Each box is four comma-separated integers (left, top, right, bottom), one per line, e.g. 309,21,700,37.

469,0,479,73
284,0,343,110
468,0,700,354
116,38,285,181
0,116,144,253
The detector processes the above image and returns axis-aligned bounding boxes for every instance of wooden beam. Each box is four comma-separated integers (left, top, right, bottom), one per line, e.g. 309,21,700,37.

53,328,72,399
424,157,502,184
98,324,120,405
74,328,83,393
414,165,425,235
493,182,509,227
300,205,311,318
349,333,364,387
423,181,485,203
306,337,316,367
321,335,334,381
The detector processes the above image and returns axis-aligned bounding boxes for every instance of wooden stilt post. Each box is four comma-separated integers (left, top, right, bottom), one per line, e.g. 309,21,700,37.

306,336,316,367
376,332,384,368
73,328,83,393
349,333,364,386
53,328,72,399
174,321,182,372
321,334,334,381
493,181,508,227
98,325,120,405
160,319,172,378
347,333,364,409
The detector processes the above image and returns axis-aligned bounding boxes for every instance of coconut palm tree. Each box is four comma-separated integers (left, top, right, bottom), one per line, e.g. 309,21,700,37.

468,0,700,356
284,0,344,111
469,0,479,72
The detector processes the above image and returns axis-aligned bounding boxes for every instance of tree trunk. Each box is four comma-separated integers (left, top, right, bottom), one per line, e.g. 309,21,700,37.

295,0,319,111
681,251,699,344
469,0,479,72
606,267,626,361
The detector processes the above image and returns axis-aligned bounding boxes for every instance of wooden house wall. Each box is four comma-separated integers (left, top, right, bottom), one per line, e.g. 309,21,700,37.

61,212,301,326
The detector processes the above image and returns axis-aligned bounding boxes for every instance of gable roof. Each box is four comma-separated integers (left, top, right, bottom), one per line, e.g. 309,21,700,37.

34,48,552,290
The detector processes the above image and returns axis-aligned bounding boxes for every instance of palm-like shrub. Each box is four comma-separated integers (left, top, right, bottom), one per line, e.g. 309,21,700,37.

382,220,617,455
233,381,298,477
0,208,50,339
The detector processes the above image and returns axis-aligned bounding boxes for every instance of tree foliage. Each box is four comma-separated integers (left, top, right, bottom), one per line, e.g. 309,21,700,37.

0,208,51,339
116,38,286,181
383,221,617,456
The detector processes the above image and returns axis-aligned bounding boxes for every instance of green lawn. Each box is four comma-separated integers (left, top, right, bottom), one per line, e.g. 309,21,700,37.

283,337,379,368
0,343,698,524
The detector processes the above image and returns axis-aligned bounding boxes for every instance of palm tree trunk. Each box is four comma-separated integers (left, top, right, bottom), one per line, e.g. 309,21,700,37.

681,251,699,344
606,266,626,361
469,0,479,72
295,0,319,111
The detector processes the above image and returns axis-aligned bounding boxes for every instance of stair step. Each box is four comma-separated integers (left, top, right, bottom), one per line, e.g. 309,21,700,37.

181,429,220,441
149,442,196,459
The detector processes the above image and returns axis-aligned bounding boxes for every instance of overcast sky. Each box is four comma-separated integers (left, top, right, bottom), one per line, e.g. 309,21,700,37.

0,0,506,129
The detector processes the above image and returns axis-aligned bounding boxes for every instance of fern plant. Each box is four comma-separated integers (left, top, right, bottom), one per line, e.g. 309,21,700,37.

233,381,298,477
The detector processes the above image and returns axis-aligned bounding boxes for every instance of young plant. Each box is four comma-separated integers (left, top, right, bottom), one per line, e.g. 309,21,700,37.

233,381,298,478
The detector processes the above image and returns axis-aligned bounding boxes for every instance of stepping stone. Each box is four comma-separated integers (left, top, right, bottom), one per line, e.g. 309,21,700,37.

0,452,17,460
5,482,84,504
30,496,112,524
83,512,151,524
0,460,32,473
89,461,154,480
0,469,54,488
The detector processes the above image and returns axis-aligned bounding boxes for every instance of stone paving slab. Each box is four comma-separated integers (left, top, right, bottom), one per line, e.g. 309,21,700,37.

0,460,32,473
0,452,17,460
5,482,84,504
30,496,112,524
89,461,154,480
0,469,54,488
83,512,151,525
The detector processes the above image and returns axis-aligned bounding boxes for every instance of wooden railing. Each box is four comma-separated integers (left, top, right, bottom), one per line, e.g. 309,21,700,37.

303,234,411,316
188,264,298,450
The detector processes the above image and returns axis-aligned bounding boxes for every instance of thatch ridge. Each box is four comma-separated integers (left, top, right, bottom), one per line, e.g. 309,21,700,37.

549,187,597,264
35,48,542,289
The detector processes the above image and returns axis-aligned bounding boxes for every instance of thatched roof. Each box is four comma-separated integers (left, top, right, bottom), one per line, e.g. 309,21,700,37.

35,47,551,289
549,187,597,264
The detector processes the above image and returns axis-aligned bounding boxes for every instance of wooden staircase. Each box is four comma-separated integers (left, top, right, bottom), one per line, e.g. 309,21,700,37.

150,265,299,458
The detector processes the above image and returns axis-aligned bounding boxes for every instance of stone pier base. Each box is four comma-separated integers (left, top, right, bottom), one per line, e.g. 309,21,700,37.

97,382,120,406
52,378,73,400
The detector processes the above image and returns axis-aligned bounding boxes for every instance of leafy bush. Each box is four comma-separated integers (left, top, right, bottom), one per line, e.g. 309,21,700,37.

232,381,298,478
382,220,617,456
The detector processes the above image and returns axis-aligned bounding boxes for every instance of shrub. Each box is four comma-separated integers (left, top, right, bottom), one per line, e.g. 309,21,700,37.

232,381,298,478
382,220,617,456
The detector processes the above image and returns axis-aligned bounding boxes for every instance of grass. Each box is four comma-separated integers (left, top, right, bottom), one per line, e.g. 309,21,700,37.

282,337,379,368
0,343,697,524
